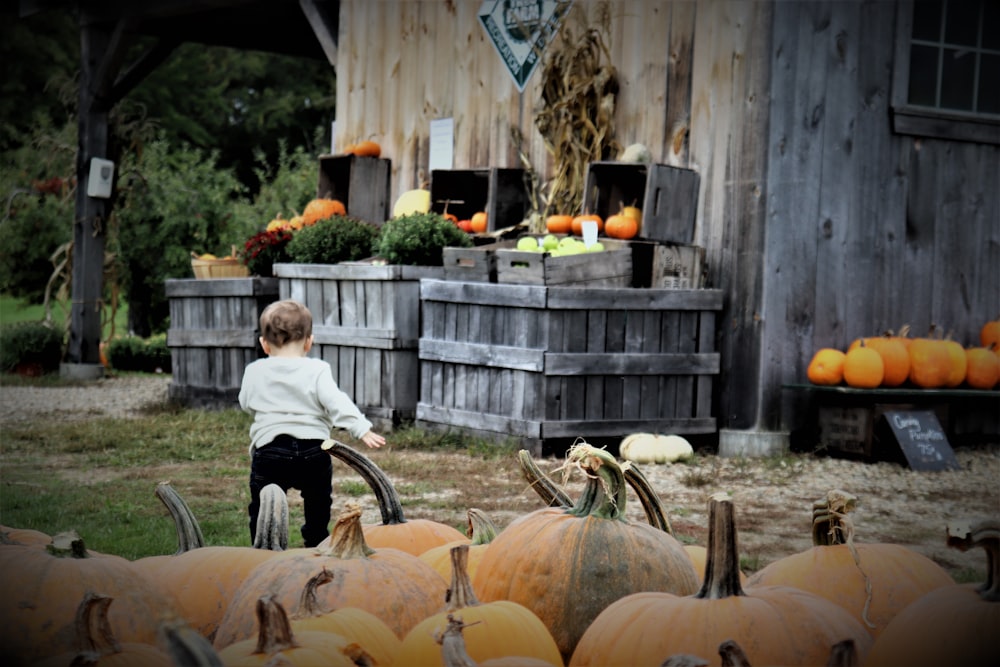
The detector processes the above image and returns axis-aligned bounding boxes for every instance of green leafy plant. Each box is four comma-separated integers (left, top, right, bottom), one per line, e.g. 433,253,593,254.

375,212,471,266
105,334,171,373
286,215,381,264
241,229,294,277
0,321,64,374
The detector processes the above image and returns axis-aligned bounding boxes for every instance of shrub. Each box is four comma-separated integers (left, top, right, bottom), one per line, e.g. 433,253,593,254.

241,229,294,277
375,212,472,266
286,215,381,264
106,334,171,373
0,322,64,374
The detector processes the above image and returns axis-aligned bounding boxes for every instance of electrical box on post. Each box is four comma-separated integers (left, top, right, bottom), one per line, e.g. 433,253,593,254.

86,157,115,199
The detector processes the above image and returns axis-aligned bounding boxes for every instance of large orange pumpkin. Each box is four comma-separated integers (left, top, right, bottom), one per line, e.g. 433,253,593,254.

571,212,603,236
567,493,874,667
964,345,999,389
849,333,910,387
604,212,639,239
807,348,847,385
843,340,884,388
301,197,347,226
397,544,563,666
213,502,448,648
0,531,180,665
863,518,1000,667
418,507,498,581
473,443,699,663
907,335,952,388
941,336,968,387
319,439,466,556
980,317,1000,349
545,214,573,234
746,489,955,638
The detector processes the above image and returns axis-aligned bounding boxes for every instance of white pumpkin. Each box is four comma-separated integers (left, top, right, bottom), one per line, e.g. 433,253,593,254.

619,433,694,464
392,188,431,217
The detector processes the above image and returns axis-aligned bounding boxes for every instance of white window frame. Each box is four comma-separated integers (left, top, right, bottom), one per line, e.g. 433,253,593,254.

891,0,1000,145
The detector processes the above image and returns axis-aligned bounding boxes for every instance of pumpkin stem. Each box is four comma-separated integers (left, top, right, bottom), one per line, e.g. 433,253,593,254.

946,518,1000,602
695,493,745,599
74,592,121,657
718,638,752,667
253,483,289,551
662,654,710,667
434,613,481,667
323,439,407,526
825,639,859,667
446,544,481,611
811,490,875,627
294,568,335,619
253,595,298,655
518,449,573,508
159,619,224,666
155,481,206,554
622,462,674,535
47,530,89,558
316,502,375,559
564,442,628,521
465,508,499,546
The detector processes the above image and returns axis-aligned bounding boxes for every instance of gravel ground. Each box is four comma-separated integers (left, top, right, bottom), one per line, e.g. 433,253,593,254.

0,374,172,424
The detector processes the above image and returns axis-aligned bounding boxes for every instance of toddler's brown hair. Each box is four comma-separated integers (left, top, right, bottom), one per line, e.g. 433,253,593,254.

259,299,313,348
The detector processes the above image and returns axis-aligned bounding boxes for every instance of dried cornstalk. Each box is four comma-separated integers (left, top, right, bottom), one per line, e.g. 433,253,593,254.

534,1,619,217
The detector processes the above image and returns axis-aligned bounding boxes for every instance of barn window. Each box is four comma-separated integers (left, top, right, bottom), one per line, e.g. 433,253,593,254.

891,0,1000,144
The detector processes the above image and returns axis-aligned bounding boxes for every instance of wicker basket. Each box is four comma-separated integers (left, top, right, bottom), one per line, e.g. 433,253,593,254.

191,248,249,279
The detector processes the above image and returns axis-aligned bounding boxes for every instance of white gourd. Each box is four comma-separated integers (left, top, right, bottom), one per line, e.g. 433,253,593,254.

619,433,694,464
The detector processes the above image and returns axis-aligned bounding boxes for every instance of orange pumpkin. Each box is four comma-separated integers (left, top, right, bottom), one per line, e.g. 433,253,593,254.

213,503,448,648
545,214,573,234
980,317,1000,349
567,493,874,667
849,333,910,387
319,439,466,556
474,443,698,663
0,531,180,665
0,524,51,547
217,595,377,666
397,545,563,666
843,339,884,388
350,140,381,158
864,518,1000,667
470,211,488,233
942,336,968,387
746,490,955,638
604,212,639,239
807,348,847,385
301,198,347,226
418,508,498,581
571,213,603,236
964,344,999,389
908,335,952,388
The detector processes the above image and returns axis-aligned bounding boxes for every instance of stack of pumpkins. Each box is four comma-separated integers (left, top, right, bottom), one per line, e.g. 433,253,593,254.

807,318,1000,390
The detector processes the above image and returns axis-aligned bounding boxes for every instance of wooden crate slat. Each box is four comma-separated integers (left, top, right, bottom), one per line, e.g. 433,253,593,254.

167,329,257,348
420,338,545,372
545,352,720,375
313,325,414,349
546,287,724,310
420,277,547,308
416,403,542,438
542,417,719,439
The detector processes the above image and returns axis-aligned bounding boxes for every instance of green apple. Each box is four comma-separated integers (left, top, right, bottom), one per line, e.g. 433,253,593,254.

587,242,605,252
516,236,538,251
542,234,559,250
558,236,577,248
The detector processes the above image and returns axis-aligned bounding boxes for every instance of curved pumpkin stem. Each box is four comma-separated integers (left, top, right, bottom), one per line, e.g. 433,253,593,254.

155,482,206,554
435,613,480,667
518,449,573,507
74,592,121,658
946,518,1000,602
317,502,375,559
812,490,874,627
446,544,480,611
695,492,745,599
662,655,710,667
253,483,289,551
47,530,90,558
294,568,335,619
564,442,628,522
253,595,297,655
718,639,752,667
323,439,407,526
465,508,498,546
159,619,224,666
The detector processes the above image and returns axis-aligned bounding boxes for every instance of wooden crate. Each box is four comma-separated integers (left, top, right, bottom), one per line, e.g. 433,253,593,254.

416,279,723,454
166,277,279,407
494,239,632,287
442,240,519,283
582,162,700,244
430,168,531,231
316,154,392,224
274,262,444,430
651,243,706,288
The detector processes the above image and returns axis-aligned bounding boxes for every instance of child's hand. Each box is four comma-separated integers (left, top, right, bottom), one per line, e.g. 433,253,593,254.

361,431,385,449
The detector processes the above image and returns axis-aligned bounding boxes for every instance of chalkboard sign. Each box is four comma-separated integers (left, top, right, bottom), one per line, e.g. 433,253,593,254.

877,410,960,471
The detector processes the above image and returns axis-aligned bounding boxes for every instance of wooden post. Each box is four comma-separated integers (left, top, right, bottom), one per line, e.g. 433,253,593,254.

64,20,115,376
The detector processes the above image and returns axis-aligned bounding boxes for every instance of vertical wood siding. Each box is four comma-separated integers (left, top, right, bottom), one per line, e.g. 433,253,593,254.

335,0,999,436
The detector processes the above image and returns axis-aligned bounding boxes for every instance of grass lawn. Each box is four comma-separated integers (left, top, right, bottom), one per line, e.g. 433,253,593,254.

0,293,128,337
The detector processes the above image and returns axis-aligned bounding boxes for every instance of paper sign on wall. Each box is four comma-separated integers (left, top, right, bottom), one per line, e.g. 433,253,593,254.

478,0,572,92
429,118,454,172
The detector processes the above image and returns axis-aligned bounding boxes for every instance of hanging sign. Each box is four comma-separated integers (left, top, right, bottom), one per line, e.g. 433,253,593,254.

478,0,572,92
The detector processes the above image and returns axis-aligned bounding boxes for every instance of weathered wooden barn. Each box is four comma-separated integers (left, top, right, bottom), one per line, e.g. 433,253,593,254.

30,0,999,453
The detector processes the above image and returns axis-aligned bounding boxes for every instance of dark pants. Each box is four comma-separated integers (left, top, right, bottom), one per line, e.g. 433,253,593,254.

248,435,332,547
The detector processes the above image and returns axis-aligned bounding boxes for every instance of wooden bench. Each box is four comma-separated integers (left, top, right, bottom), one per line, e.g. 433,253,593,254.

783,384,999,464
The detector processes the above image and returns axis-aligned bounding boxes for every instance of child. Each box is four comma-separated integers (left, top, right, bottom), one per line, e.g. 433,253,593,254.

238,299,385,547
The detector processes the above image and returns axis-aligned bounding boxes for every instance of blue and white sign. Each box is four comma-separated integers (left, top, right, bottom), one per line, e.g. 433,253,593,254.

479,0,572,92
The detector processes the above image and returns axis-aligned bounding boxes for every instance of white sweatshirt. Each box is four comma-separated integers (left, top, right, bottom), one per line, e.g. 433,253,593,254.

238,356,373,452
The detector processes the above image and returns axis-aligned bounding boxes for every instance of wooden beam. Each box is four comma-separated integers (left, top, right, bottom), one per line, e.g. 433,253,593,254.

299,0,339,67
